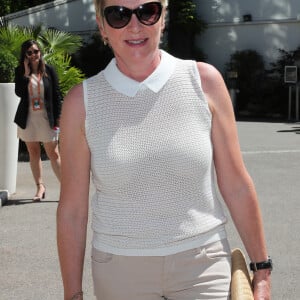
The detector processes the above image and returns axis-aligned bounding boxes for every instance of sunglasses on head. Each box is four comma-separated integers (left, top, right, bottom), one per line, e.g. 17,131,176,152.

103,2,163,29
26,49,40,56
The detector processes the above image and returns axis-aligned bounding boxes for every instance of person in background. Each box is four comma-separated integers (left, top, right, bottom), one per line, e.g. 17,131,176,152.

57,1,272,299
14,39,62,201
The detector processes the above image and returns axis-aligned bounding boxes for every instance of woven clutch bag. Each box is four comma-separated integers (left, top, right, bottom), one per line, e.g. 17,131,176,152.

231,248,254,300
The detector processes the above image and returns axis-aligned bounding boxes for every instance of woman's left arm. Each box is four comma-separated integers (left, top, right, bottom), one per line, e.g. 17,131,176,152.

197,62,271,299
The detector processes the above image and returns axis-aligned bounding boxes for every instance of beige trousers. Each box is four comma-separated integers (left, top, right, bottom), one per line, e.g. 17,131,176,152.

91,239,231,300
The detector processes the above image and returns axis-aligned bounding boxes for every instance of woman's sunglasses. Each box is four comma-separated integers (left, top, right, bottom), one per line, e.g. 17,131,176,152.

103,2,163,29
26,49,40,56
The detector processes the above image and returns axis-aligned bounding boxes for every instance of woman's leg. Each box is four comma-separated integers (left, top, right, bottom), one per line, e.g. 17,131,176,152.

91,248,164,300
163,239,232,300
43,141,61,181
25,141,45,198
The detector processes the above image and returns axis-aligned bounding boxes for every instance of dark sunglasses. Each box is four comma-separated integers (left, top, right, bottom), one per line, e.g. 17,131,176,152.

26,49,40,56
103,2,163,29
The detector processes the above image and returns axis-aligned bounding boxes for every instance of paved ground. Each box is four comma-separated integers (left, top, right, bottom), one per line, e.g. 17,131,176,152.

0,121,299,299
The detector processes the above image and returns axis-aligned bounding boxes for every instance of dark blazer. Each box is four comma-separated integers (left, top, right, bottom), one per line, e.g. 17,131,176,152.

14,64,62,129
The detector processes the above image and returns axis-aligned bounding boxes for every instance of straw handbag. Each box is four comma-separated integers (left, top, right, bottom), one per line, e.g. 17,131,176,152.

231,248,254,300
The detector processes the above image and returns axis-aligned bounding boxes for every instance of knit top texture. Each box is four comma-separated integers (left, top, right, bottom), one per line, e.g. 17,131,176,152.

83,51,227,256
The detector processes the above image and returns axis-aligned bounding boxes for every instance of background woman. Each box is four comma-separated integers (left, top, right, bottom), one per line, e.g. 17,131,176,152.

57,1,271,299
14,39,62,201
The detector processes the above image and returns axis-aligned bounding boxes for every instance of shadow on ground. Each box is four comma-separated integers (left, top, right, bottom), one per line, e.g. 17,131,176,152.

4,199,59,206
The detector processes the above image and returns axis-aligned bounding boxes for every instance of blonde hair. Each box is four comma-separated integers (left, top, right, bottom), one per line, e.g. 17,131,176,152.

94,0,168,19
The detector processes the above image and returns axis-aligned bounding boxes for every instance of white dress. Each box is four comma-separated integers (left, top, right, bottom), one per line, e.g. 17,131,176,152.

17,73,58,142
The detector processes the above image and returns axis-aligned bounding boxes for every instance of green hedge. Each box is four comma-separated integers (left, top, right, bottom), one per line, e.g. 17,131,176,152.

0,49,18,82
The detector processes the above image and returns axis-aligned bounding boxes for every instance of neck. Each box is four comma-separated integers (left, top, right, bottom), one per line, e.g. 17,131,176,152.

115,50,161,82
30,61,39,74
31,68,39,74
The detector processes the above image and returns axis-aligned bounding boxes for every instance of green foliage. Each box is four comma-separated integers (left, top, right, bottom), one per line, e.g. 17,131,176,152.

167,0,206,59
0,48,18,82
0,23,33,58
168,0,206,34
0,23,33,82
225,48,298,119
0,0,49,16
47,53,85,94
37,28,85,95
0,0,10,16
0,23,84,94
72,32,114,77
39,29,82,56
265,47,300,118
226,49,265,76
270,47,300,81
225,50,266,114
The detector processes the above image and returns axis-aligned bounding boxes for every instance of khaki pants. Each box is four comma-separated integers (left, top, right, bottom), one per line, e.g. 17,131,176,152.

91,239,231,300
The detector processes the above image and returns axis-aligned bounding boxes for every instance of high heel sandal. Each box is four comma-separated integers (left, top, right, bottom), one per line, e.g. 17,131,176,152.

33,183,46,202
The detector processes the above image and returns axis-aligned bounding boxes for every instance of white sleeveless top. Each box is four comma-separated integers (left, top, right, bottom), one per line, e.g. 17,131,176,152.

83,50,227,256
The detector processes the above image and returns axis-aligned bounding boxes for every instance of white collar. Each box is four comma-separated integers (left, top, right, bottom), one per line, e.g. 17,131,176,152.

103,50,176,97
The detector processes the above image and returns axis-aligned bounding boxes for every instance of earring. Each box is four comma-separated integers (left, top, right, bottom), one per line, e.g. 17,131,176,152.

103,37,109,46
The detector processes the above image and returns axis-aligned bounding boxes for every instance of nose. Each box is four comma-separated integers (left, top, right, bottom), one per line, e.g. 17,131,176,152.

127,13,142,32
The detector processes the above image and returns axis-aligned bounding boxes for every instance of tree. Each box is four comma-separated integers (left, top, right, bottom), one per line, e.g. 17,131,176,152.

225,50,266,116
0,0,50,16
0,49,18,82
166,0,206,59
72,32,114,78
270,47,300,82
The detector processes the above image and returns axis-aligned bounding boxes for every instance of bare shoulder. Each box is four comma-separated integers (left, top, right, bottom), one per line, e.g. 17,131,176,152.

196,62,225,94
61,83,85,122
63,83,84,108
196,62,231,116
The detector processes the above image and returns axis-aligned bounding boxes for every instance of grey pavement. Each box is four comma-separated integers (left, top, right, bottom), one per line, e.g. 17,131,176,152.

0,121,299,299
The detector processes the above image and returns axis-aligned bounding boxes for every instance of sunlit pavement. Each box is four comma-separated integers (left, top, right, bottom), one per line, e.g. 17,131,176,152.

0,121,299,299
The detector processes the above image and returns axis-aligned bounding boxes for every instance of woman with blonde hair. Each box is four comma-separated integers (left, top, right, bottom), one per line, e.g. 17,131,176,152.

57,1,271,299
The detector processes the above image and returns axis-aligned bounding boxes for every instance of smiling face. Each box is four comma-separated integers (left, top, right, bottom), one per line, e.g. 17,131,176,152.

96,0,167,80
26,44,41,65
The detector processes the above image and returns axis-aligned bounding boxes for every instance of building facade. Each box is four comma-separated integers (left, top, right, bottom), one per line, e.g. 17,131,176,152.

4,0,300,73
4,0,97,39
196,0,300,72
